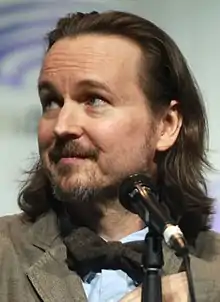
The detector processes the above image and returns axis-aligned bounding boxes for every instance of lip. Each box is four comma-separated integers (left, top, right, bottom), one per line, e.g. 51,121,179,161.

58,157,86,164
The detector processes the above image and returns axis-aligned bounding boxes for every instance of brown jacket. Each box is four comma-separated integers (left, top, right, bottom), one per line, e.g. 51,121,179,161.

0,210,220,302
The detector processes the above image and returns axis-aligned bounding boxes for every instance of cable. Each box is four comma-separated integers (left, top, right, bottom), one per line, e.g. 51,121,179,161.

183,255,196,302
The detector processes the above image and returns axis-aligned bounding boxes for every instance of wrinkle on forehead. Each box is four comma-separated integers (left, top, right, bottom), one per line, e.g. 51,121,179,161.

39,35,142,97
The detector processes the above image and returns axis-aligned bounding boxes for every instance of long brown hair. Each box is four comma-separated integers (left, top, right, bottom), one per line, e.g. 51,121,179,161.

18,11,213,242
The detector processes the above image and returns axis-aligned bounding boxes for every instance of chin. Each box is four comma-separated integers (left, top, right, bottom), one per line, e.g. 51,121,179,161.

51,175,98,204
52,170,97,191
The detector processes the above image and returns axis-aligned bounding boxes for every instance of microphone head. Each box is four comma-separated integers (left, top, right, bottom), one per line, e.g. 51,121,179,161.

119,173,156,214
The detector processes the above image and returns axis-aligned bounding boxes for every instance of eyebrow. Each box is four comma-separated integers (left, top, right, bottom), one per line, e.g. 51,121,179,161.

38,80,61,96
76,79,112,94
37,78,113,98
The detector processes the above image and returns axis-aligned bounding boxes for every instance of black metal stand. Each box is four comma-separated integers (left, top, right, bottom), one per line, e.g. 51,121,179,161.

141,224,164,302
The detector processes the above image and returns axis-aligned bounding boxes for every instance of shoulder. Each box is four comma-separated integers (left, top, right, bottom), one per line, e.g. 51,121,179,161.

0,214,25,269
0,212,31,251
187,230,220,301
0,212,28,235
189,230,220,276
194,230,220,259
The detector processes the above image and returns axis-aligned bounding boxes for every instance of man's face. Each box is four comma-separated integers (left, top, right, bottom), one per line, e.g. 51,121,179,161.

38,34,161,204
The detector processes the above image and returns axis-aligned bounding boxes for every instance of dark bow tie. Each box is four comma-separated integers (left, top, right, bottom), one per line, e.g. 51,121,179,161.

63,227,145,283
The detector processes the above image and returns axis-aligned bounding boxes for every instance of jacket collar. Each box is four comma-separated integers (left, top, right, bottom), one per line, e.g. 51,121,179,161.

27,210,60,250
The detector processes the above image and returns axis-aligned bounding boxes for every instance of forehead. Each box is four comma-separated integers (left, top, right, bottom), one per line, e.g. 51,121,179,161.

39,34,142,94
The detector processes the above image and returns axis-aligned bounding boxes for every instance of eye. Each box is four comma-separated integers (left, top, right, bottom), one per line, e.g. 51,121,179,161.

85,95,107,108
42,100,60,112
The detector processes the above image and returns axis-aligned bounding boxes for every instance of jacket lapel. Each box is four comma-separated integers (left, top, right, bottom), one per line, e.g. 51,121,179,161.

25,211,87,302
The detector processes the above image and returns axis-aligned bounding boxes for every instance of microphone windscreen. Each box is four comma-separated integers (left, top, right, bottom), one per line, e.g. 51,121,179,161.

119,173,155,214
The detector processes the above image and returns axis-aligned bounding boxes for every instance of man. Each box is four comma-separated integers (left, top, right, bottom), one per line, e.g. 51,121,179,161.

0,10,220,302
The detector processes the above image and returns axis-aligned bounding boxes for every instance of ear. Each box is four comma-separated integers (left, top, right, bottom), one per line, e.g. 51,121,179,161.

156,100,182,151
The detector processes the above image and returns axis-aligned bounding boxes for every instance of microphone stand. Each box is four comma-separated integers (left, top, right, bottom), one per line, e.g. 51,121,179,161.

119,174,196,301
141,215,164,302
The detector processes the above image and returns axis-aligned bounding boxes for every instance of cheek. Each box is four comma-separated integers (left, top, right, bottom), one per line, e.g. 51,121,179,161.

89,116,153,176
88,113,149,154
38,118,55,150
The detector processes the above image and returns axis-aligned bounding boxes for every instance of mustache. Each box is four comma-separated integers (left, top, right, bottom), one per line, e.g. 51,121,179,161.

49,140,99,163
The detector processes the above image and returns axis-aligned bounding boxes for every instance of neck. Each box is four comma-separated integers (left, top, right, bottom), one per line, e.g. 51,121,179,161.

65,199,145,241
98,204,144,241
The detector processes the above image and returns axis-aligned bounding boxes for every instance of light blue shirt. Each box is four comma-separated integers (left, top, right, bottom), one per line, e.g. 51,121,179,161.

82,227,148,302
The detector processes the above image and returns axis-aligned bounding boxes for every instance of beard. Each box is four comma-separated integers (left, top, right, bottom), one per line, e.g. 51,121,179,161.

51,173,120,207
41,140,118,207
48,160,151,213
41,137,154,210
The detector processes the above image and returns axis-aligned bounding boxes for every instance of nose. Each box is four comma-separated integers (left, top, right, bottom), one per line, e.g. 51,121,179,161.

53,100,84,139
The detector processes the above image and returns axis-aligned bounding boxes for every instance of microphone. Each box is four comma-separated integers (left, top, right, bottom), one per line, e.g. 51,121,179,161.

119,174,188,256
